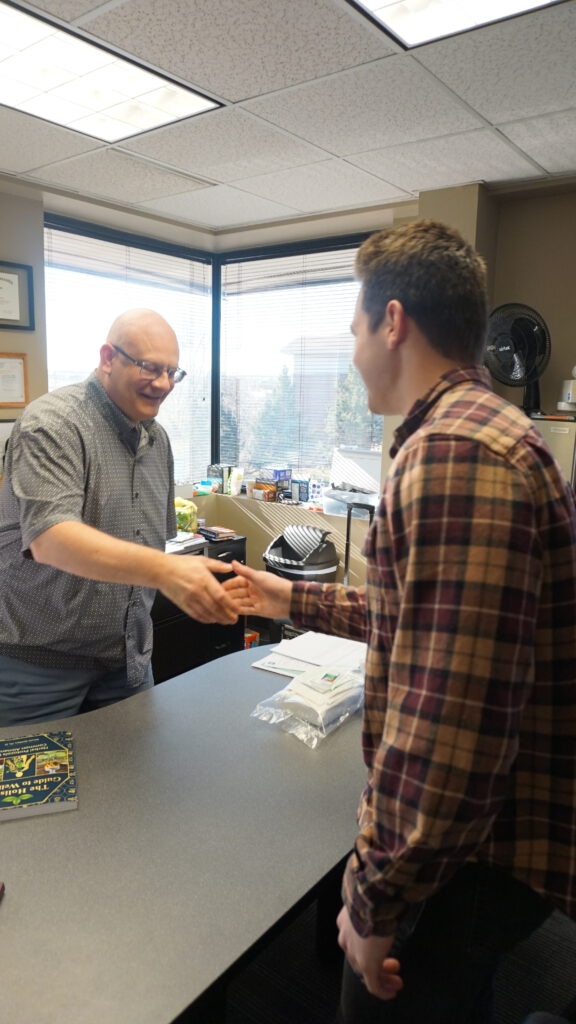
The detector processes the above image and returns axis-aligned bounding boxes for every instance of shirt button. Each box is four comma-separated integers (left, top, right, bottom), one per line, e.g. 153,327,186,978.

135,529,141,536
134,492,139,499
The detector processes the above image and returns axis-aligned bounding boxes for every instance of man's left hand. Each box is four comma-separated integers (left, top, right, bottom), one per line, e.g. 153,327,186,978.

336,905,403,1000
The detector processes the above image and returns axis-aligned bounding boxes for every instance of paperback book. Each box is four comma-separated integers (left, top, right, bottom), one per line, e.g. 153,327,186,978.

197,525,237,540
0,731,77,820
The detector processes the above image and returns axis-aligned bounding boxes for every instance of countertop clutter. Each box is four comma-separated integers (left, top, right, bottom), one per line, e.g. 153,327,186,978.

197,464,314,505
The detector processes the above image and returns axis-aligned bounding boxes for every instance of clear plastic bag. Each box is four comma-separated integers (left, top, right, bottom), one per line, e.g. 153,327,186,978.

251,669,363,749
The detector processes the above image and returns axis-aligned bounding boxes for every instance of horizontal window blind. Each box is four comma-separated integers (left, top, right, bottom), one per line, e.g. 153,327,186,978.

220,247,382,490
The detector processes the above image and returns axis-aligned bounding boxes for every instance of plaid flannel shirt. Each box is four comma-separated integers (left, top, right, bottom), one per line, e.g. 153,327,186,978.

291,366,576,937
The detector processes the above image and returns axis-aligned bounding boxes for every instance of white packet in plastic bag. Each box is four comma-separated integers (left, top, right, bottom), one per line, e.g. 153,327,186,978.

251,666,363,749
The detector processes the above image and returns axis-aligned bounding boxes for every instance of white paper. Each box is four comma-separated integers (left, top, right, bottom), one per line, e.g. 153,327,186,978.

0,272,20,321
0,358,25,403
165,533,206,554
251,653,313,677
272,631,366,672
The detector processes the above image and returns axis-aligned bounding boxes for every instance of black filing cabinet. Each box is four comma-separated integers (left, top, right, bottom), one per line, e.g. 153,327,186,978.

151,536,246,683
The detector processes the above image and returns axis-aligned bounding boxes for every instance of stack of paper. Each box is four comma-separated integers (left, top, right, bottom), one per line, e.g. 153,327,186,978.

252,630,366,679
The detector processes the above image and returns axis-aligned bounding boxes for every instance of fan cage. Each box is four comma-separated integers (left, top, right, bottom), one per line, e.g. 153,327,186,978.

484,303,551,388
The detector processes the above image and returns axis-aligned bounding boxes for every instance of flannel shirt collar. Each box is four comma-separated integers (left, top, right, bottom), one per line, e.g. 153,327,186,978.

390,365,493,457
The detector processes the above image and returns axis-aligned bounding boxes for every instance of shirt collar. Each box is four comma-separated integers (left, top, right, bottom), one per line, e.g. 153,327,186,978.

390,365,493,457
86,372,158,455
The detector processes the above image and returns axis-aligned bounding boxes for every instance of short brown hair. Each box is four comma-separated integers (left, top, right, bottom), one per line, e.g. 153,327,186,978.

355,220,488,364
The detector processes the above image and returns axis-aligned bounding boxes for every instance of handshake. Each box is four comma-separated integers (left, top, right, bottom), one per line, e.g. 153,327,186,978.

221,561,293,622
160,555,293,626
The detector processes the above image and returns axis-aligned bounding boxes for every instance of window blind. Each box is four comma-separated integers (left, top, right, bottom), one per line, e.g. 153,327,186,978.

219,246,382,487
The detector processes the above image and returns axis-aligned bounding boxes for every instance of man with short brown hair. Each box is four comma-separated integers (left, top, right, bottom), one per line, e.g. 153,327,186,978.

226,221,576,1022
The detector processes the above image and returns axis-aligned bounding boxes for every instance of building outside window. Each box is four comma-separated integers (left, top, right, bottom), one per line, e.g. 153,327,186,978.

219,245,382,494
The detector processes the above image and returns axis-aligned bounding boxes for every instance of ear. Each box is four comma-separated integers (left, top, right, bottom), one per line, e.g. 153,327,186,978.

99,343,116,375
383,299,408,351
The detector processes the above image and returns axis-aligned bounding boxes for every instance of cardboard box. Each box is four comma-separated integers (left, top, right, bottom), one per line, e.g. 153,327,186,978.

291,479,309,502
258,468,291,493
254,482,277,501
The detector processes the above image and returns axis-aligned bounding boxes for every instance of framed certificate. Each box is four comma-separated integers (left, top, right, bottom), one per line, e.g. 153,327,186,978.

0,262,35,330
0,354,28,407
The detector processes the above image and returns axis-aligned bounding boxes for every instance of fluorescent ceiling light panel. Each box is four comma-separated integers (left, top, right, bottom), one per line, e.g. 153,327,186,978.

0,1,217,141
351,0,564,46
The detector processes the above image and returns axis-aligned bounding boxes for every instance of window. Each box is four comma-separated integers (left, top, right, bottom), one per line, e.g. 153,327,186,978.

219,244,383,490
44,221,212,484
43,222,383,494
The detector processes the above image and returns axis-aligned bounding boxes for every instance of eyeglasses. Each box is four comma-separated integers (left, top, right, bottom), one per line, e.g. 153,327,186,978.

111,344,187,383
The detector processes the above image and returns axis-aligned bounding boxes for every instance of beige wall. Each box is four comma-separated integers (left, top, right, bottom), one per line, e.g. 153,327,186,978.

0,190,48,416
491,189,576,414
419,182,499,300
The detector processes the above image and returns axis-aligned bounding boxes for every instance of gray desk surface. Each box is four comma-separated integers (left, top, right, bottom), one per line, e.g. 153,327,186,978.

1,646,365,1024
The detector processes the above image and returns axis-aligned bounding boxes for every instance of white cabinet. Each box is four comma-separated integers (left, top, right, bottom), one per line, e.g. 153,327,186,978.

531,416,576,487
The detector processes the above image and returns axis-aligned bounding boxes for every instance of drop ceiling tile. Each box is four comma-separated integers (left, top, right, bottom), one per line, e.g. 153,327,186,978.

348,129,543,193
416,4,576,124
0,105,100,172
77,0,397,103
243,55,483,155
121,108,328,182
500,110,576,174
234,159,410,213
27,148,204,203
141,184,298,229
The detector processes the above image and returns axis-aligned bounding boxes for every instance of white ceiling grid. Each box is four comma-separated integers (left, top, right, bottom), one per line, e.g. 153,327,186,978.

0,0,574,235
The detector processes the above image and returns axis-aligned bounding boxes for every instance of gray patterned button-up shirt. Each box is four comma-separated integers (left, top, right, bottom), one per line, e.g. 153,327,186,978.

0,372,176,686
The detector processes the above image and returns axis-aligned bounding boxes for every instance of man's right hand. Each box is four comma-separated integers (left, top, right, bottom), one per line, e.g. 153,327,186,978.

222,561,292,621
159,556,239,624
30,521,240,625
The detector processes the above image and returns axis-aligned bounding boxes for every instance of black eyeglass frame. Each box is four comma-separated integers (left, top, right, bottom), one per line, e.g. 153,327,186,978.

111,344,187,383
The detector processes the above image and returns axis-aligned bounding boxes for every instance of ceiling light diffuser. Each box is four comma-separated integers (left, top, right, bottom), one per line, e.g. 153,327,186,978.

349,0,564,47
0,1,217,141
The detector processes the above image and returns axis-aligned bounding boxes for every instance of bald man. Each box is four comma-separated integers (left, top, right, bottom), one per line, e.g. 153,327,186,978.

0,309,238,725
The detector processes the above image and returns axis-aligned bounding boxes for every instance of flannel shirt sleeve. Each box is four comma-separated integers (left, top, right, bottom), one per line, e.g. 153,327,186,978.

343,435,543,937
290,581,368,642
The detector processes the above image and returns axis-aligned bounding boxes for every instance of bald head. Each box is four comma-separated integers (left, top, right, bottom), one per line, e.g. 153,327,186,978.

98,308,181,423
106,309,178,352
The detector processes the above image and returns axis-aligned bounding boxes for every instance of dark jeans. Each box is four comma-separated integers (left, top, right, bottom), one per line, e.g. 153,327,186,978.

336,862,553,1024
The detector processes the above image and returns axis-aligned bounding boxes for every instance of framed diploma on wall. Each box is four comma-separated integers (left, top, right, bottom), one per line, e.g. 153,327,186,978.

0,262,35,330
0,354,28,407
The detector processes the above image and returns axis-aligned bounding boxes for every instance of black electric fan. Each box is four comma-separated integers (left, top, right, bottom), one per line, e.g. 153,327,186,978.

484,303,551,413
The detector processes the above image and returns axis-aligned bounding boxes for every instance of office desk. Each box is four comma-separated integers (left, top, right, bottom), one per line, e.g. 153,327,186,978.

1,647,364,1024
